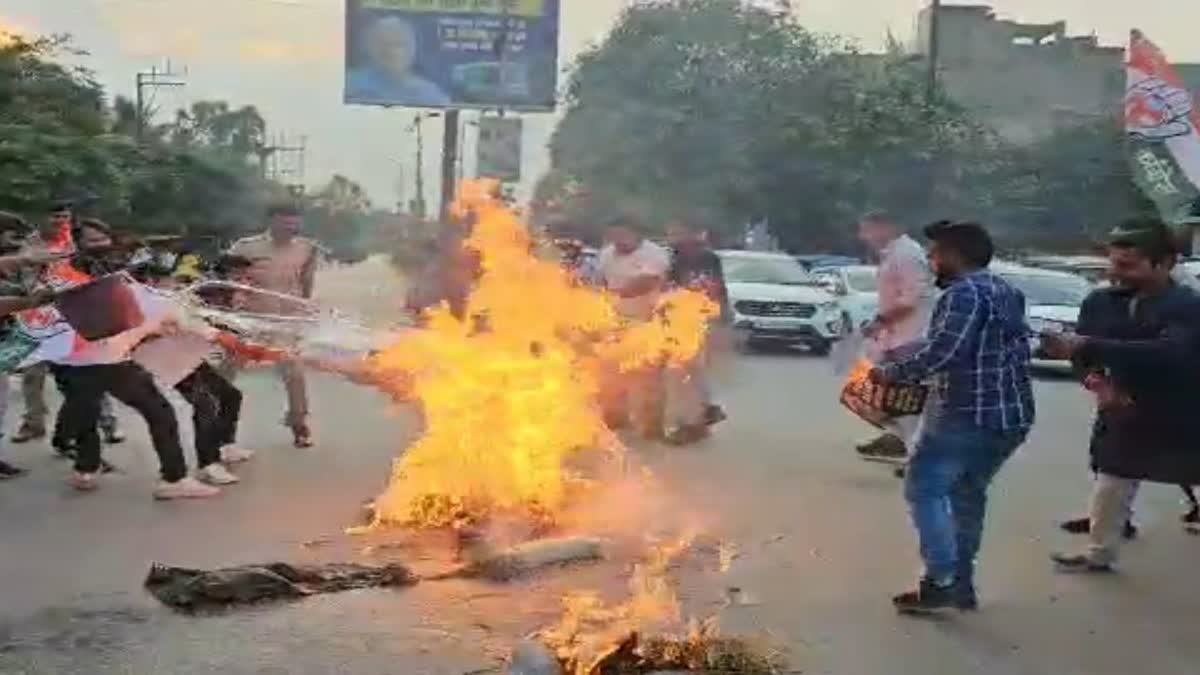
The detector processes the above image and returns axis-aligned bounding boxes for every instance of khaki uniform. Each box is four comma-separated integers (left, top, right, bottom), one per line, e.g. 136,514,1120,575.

226,233,322,429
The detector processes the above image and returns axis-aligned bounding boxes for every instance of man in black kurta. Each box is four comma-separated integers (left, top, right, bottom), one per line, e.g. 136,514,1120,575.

1044,220,1200,571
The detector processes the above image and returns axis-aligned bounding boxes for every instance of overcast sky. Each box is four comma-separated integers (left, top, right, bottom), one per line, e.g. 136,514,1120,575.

2,0,1198,208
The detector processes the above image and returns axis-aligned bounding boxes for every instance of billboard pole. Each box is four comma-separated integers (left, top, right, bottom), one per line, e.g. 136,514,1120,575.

440,109,461,222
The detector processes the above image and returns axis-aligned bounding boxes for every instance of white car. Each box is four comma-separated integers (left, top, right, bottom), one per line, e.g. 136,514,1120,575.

991,262,1094,371
718,250,844,354
811,265,879,334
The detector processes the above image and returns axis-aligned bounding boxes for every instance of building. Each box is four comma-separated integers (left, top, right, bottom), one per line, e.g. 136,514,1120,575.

913,4,1200,143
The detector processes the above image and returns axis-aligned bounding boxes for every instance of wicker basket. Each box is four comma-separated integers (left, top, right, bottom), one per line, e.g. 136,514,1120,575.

840,375,929,429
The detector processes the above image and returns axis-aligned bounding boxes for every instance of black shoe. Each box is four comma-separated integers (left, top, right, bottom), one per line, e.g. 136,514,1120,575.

1051,552,1114,573
11,424,45,444
292,424,314,449
0,460,27,479
893,577,958,614
52,438,76,460
1182,507,1200,525
955,586,979,612
1060,518,1138,540
703,404,727,427
857,434,907,463
893,466,907,479
1123,521,1139,540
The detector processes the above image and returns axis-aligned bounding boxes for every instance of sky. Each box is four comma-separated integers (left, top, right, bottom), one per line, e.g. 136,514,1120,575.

2,0,1198,209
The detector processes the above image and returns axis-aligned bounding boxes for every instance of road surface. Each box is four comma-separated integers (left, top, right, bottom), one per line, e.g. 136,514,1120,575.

1,268,1198,674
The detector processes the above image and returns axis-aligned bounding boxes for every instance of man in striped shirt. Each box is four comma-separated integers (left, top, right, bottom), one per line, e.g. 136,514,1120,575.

871,221,1035,614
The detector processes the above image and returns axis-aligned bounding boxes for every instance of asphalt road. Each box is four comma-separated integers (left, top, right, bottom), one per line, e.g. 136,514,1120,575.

2,345,1199,674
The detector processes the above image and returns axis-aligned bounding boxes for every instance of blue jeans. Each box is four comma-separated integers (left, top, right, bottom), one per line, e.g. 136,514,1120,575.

905,417,1026,585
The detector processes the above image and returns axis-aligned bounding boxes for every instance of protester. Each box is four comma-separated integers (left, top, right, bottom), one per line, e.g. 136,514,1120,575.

663,221,728,445
12,201,124,448
405,225,480,321
595,216,671,439
49,219,219,499
227,203,322,448
131,266,256,485
0,210,60,479
870,221,1034,613
855,212,936,463
1045,219,1200,572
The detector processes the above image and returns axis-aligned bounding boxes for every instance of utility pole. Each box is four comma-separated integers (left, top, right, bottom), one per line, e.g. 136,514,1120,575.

134,64,185,141
926,0,942,105
409,112,437,219
440,109,460,222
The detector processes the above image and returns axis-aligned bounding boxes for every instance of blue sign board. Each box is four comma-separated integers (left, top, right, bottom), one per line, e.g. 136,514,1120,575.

344,0,560,111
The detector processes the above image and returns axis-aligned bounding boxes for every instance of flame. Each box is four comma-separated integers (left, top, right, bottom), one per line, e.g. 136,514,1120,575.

365,180,717,529
540,534,694,675
846,358,872,385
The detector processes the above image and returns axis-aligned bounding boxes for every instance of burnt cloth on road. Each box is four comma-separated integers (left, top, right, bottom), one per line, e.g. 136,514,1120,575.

145,562,418,612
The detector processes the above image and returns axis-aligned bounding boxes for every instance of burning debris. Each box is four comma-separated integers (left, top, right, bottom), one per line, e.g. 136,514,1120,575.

430,536,607,583
144,562,418,612
519,536,787,675
359,180,717,530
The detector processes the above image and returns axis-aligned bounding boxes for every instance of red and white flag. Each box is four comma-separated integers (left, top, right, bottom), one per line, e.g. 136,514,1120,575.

1126,30,1200,222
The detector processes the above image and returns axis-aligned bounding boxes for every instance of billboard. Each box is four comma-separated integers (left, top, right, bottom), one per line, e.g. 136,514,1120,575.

344,0,560,111
476,116,522,182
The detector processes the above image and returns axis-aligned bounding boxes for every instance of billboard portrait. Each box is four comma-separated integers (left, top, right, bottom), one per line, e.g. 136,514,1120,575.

476,117,522,182
344,0,561,111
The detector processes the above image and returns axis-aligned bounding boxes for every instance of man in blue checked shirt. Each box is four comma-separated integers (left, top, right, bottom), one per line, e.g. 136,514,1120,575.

870,221,1035,614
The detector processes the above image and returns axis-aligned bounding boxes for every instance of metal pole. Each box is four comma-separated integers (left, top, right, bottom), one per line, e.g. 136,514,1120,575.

414,114,426,219
135,71,145,141
927,0,941,104
440,109,461,222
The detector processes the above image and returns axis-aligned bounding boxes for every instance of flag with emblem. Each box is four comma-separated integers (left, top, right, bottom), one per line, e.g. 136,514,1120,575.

1126,30,1200,223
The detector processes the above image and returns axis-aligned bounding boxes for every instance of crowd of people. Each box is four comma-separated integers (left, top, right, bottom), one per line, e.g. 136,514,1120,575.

0,201,323,499
4,195,1198,617
845,213,1200,613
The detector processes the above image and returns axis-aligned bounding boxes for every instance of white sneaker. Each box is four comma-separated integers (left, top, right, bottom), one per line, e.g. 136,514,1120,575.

154,476,221,500
197,463,240,486
220,445,255,464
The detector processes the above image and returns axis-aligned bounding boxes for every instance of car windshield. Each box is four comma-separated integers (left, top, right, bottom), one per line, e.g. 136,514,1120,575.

845,269,878,293
1001,273,1091,307
722,256,812,285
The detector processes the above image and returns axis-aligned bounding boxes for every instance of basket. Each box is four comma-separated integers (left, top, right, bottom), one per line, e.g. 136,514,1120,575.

840,375,929,429
55,274,145,340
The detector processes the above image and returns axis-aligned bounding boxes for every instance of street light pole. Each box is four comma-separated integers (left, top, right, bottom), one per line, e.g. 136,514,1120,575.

927,0,942,105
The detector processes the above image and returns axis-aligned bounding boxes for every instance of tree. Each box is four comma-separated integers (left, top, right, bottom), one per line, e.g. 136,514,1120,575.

545,0,997,252
304,174,376,263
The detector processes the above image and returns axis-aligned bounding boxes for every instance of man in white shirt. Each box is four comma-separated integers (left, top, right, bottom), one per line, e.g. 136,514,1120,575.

595,218,671,438
856,212,937,462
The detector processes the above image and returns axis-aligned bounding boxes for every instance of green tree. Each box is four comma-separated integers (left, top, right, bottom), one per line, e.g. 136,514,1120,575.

544,0,996,252
304,174,376,263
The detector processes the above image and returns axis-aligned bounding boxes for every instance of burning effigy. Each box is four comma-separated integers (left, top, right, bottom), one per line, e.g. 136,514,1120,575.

357,180,718,531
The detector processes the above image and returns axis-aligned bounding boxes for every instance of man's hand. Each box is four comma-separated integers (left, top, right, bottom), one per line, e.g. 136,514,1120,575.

1040,331,1087,360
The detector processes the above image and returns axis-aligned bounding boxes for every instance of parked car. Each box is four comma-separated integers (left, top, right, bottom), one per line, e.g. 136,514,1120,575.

718,250,844,355
992,262,1094,371
810,265,879,334
793,254,861,271
1022,255,1109,283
